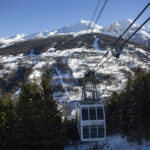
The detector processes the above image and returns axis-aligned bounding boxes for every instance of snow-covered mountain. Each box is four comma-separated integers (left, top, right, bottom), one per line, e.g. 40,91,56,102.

0,20,102,48
54,20,102,34
0,20,150,149
0,30,150,117
102,19,137,36
1,19,150,48
0,31,56,48
102,19,150,46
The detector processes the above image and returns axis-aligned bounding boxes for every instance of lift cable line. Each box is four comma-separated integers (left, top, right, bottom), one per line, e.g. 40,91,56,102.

77,2,149,143
57,0,104,50
120,18,150,51
94,17,150,73
91,2,150,72
81,2,150,102
77,0,108,48
113,2,150,46
68,0,105,89
74,0,108,75
79,0,109,86
84,0,108,48
80,0,109,103
77,1,109,142
87,0,102,30
79,0,109,73
92,0,108,30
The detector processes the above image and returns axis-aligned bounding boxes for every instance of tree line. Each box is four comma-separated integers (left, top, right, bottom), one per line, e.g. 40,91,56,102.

0,74,78,150
106,67,150,143
1,67,149,149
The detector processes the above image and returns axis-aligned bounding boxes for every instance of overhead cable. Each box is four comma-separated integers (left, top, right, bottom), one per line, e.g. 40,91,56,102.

92,2,150,72
87,0,102,30
94,17,150,72
92,0,108,30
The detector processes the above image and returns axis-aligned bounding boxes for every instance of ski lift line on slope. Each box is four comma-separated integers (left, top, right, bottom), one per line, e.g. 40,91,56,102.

94,17,150,73
82,0,108,51
76,0,107,49
68,0,108,83
62,0,108,50
57,0,104,50
91,2,150,72
72,0,106,88
83,0,108,48
78,0,109,74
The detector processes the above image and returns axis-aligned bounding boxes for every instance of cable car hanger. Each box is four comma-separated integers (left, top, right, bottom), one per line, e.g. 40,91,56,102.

91,2,150,73
82,2,150,95
95,17,150,73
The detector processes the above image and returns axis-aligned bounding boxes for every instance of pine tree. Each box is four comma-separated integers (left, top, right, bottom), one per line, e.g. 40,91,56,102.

0,91,15,150
120,73,134,140
132,68,150,142
0,92,7,150
106,91,120,135
144,71,150,140
131,68,145,143
63,117,80,143
15,81,41,149
106,68,150,143
40,74,66,150
15,75,66,150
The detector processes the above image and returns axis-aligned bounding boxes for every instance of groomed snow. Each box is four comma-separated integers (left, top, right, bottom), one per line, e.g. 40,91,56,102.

64,135,150,150
93,36,101,50
29,70,42,80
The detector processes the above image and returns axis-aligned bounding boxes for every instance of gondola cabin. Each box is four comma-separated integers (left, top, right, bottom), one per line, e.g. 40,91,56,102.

77,98,106,141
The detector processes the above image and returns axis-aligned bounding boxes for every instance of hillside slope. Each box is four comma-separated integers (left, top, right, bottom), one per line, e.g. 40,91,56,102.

0,32,149,117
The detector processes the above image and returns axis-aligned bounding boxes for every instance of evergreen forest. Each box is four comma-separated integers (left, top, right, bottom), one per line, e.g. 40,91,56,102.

0,68,150,150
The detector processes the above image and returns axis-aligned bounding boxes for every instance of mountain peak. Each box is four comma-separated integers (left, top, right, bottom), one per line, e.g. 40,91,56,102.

124,18,133,23
79,19,89,23
0,19,149,48
78,20,91,25
118,18,137,28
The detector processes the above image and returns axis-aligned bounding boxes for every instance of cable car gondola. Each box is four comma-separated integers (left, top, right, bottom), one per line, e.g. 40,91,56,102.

77,71,106,142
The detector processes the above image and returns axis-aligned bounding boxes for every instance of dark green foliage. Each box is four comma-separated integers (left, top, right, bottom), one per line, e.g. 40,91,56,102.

106,91,120,135
0,92,15,150
15,82,42,149
63,118,80,143
106,68,150,143
0,74,68,150
14,74,66,150
40,74,66,149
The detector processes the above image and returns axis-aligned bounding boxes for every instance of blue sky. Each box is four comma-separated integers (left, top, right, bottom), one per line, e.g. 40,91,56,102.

0,0,150,37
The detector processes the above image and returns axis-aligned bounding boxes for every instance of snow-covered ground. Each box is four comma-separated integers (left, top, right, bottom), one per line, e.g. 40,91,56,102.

30,44,150,118
64,135,150,150
0,35,150,117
